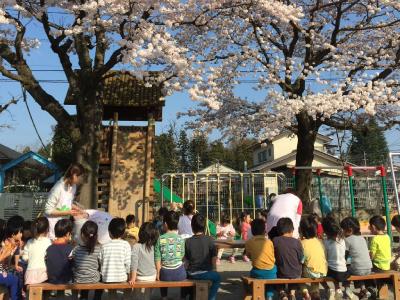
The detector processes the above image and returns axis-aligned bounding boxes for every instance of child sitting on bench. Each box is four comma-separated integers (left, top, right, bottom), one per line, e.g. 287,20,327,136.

245,218,276,300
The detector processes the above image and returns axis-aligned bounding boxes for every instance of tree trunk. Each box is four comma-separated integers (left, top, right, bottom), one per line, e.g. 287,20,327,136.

74,89,104,209
295,111,320,212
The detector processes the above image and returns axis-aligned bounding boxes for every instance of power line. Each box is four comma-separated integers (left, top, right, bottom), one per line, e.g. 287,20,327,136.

21,86,50,155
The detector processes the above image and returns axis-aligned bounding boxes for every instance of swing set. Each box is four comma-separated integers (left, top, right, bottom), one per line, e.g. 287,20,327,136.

292,165,394,238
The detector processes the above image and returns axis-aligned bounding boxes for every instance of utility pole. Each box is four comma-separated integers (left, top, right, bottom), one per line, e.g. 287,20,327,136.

363,151,367,166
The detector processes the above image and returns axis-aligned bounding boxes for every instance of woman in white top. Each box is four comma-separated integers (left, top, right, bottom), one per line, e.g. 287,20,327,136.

178,200,194,239
44,163,85,239
266,191,303,238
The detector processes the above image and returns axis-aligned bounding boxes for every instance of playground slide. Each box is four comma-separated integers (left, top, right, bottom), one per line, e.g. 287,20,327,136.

153,179,216,236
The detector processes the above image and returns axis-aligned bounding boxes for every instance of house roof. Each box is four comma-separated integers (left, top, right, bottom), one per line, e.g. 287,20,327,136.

0,144,22,161
198,163,238,174
249,149,345,172
64,71,165,121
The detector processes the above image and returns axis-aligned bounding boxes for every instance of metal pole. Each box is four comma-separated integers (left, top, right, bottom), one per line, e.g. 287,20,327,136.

292,167,296,190
182,174,185,202
316,169,324,216
229,174,232,223
217,174,221,224
161,175,164,207
252,174,256,219
389,153,400,214
206,174,210,235
170,175,173,204
263,173,267,209
240,173,244,212
194,173,197,212
346,166,356,217
0,170,4,192
379,166,392,240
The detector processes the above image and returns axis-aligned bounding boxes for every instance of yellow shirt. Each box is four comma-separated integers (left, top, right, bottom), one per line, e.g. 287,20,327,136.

126,226,139,241
301,238,328,276
370,234,391,271
245,235,275,270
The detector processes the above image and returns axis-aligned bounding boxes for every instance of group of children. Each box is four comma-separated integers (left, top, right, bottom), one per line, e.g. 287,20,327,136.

0,199,397,300
244,213,393,300
0,200,220,300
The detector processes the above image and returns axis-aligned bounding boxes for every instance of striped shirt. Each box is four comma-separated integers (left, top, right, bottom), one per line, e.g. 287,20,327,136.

72,245,101,283
99,239,131,283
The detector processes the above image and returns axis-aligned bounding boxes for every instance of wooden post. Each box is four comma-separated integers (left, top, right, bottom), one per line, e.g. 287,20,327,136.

194,281,209,300
142,114,155,223
393,273,400,299
29,286,43,300
109,112,119,215
252,281,265,300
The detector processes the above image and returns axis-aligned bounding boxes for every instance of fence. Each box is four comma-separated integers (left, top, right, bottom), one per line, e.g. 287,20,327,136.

159,172,400,223
160,173,285,223
287,176,400,213
0,193,48,220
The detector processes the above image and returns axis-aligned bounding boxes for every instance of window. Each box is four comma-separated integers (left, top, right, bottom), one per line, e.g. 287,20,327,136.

268,148,272,157
258,151,268,163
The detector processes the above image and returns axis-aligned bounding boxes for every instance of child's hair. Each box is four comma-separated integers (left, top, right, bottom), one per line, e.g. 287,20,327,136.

369,215,386,231
158,207,169,217
108,218,126,239
299,215,318,239
392,215,400,228
221,215,230,226
191,214,206,233
251,218,266,236
23,220,33,242
0,219,5,241
268,226,280,240
81,220,98,254
126,214,136,226
236,211,250,229
259,209,268,220
32,217,49,239
182,200,195,216
277,217,294,235
240,211,250,222
322,216,343,240
155,207,169,223
64,163,85,181
6,215,24,228
163,210,179,231
340,217,361,235
54,219,73,238
4,220,23,240
138,222,159,251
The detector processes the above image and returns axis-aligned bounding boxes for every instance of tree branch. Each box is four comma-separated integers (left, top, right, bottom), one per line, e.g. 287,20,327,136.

0,97,18,114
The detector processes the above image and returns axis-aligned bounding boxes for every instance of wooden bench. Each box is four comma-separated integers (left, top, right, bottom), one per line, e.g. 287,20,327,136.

28,280,209,300
242,272,400,300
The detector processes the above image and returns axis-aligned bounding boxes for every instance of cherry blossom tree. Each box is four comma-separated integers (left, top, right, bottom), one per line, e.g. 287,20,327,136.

0,1,301,208
180,0,400,208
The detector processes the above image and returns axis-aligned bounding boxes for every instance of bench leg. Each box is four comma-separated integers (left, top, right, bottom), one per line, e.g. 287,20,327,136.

194,281,209,300
393,274,400,300
252,281,265,300
242,280,252,300
29,287,43,300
